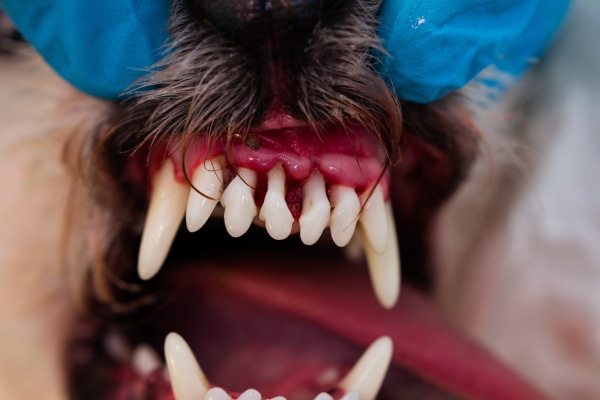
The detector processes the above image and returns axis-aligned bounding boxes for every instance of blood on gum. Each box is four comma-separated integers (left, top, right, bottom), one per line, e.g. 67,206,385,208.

163,126,388,196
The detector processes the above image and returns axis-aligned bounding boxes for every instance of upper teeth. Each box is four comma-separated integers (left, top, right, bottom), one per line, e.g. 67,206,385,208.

221,167,258,237
138,160,189,281
259,165,294,240
138,159,401,309
165,332,392,400
186,157,225,232
299,172,331,245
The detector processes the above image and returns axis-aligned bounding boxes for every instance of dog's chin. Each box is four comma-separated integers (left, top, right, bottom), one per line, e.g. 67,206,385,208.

0,41,552,400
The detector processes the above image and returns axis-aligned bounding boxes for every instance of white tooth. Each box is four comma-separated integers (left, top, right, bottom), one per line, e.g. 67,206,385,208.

220,168,258,237
259,165,294,240
299,172,331,245
339,337,393,400
204,388,232,400
314,394,334,400
138,161,189,280
358,186,388,254
164,332,210,400
238,389,261,400
186,158,225,232
329,186,361,247
132,344,162,378
363,202,400,309
271,397,287,400
340,392,360,400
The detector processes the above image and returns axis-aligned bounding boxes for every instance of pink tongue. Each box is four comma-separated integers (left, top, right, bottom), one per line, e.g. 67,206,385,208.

177,254,547,400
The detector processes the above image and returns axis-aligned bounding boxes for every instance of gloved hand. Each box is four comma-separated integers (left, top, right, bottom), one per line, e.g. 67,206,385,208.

0,0,171,99
0,0,570,103
376,0,571,102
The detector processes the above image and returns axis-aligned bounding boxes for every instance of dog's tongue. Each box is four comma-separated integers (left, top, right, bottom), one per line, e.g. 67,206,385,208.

156,249,546,400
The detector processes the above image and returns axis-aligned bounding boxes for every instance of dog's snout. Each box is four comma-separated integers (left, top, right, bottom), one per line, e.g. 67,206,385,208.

190,0,326,61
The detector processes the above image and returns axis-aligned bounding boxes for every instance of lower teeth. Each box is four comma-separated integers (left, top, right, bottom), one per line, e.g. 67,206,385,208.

163,332,393,400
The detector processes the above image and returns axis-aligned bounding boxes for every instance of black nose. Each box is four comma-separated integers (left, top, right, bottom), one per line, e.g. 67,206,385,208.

189,0,324,62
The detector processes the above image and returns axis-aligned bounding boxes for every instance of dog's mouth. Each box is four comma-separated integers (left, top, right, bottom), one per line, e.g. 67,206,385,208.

61,0,546,399
67,114,543,400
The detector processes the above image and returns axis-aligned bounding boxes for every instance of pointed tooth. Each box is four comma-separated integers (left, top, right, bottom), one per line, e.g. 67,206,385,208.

340,392,360,400
164,332,210,400
238,389,261,400
314,394,334,400
329,186,361,247
204,388,232,400
358,186,388,254
138,161,189,280
339,337,393,400
259,165,294,240
132,344,162,378
363,202,400,309
186,158,225,232
299,172,330,245
220,168,258,237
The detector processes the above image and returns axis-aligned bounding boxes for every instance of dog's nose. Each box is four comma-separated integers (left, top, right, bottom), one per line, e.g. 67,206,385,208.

190,0,325,61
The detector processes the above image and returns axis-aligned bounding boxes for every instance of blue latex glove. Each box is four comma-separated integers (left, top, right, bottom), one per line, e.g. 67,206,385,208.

0,0,171,99
377,0,571,102
0,0,570,102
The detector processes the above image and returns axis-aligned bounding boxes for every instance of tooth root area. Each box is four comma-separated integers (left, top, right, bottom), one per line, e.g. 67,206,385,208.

329,185,361,247
299,172,330,245
358,185,388,254
339,336,393,400
363,201,401,309
220,168,258,237
186,157,225,232
138,160,189,281
164,332,210,400
259,165,294,240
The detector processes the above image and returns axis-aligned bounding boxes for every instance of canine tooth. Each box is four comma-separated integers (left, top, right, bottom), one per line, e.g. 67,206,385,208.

340,392,360,400
132,344,162,378
314,394,334,400
330,186,361,247
186,158,225,232
221,168,258,237
204,388,232,400
363,202,400,309
259,165,294,240
358,186,388,254
138,161,189,280
299,172,331,245
238,389,261,400
165,332,210,400
339,337,393,400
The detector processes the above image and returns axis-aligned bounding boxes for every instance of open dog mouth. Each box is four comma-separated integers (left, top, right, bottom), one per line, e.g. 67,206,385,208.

62,0,546,399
